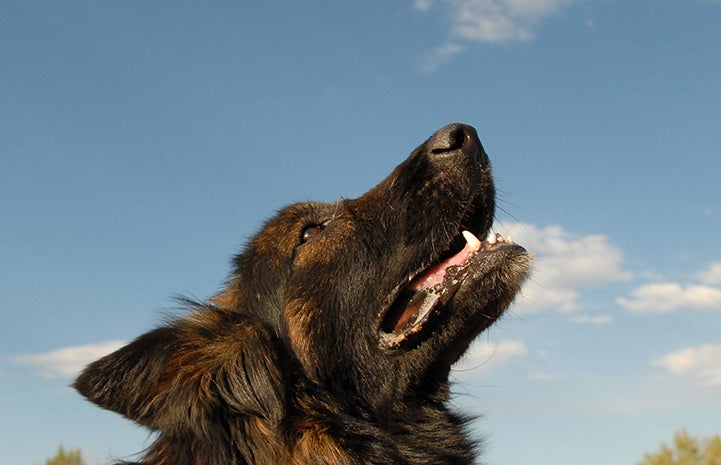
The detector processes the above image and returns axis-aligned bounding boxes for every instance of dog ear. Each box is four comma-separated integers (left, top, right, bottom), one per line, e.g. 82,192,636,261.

74,310,285,432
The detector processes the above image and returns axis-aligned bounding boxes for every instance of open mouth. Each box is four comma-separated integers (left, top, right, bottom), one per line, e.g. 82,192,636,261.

379,230,518,350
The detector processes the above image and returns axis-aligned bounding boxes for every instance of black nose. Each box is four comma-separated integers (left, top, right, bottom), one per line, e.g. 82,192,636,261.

428,123,488,166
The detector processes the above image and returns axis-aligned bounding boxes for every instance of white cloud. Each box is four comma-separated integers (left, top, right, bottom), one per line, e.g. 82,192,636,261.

493,222,627,313
654,344,721,387
11,340,125,378
698,261,721,285
570,314,613,325
419,42,467,72
414,0,576,45
414,0,434,11
617,282,721,313
452,339,528,377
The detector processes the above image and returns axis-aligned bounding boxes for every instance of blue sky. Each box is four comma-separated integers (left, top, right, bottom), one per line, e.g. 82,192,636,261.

1,1,720,464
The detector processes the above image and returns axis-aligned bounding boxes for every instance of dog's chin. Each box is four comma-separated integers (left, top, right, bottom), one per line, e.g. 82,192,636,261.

378,230,529,354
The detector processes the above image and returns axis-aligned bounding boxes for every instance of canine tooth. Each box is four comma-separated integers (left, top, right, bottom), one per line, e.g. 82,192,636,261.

462,230,481,252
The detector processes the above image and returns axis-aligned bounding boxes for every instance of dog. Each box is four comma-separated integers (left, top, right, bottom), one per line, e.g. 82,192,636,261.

75,123,531,465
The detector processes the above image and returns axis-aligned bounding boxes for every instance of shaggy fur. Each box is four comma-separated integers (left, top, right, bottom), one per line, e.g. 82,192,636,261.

75,123,531,465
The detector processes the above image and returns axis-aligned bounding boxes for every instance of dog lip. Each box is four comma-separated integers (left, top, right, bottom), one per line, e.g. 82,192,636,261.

378,231,518,350
407,231,479,291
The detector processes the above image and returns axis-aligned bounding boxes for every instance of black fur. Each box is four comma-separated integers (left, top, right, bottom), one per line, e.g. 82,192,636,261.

75,123,531,465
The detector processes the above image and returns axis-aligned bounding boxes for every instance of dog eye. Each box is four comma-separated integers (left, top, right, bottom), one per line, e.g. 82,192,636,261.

300,224,325,244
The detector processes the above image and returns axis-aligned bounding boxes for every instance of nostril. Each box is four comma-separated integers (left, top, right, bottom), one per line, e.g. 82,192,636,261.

427,123,489,166
430,124,467,154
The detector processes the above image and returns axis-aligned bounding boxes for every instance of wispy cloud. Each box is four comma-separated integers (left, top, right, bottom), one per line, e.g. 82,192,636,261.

452,339,528,377
617,262,721,313
418,42,467,72
654,344,721,387
11,341,125,378
570,314,613,325
698,261,721,286
413,0,578,70
493,222,627,314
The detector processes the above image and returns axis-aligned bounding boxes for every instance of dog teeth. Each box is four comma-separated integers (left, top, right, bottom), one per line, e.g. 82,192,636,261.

485,233,511,247
462,230,482,252
463,230,515,254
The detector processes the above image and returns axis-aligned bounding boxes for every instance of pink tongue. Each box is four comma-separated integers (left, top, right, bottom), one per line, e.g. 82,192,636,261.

409,242,472,291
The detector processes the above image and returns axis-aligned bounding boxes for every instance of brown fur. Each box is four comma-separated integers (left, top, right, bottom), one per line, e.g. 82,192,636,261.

75,123,531,465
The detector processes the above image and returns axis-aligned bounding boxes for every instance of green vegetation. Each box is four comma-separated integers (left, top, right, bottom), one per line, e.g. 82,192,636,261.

44,445,85,465
639,430,721,465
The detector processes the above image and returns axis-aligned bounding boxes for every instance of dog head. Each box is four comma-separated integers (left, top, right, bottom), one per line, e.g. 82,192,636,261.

75,123,531,462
